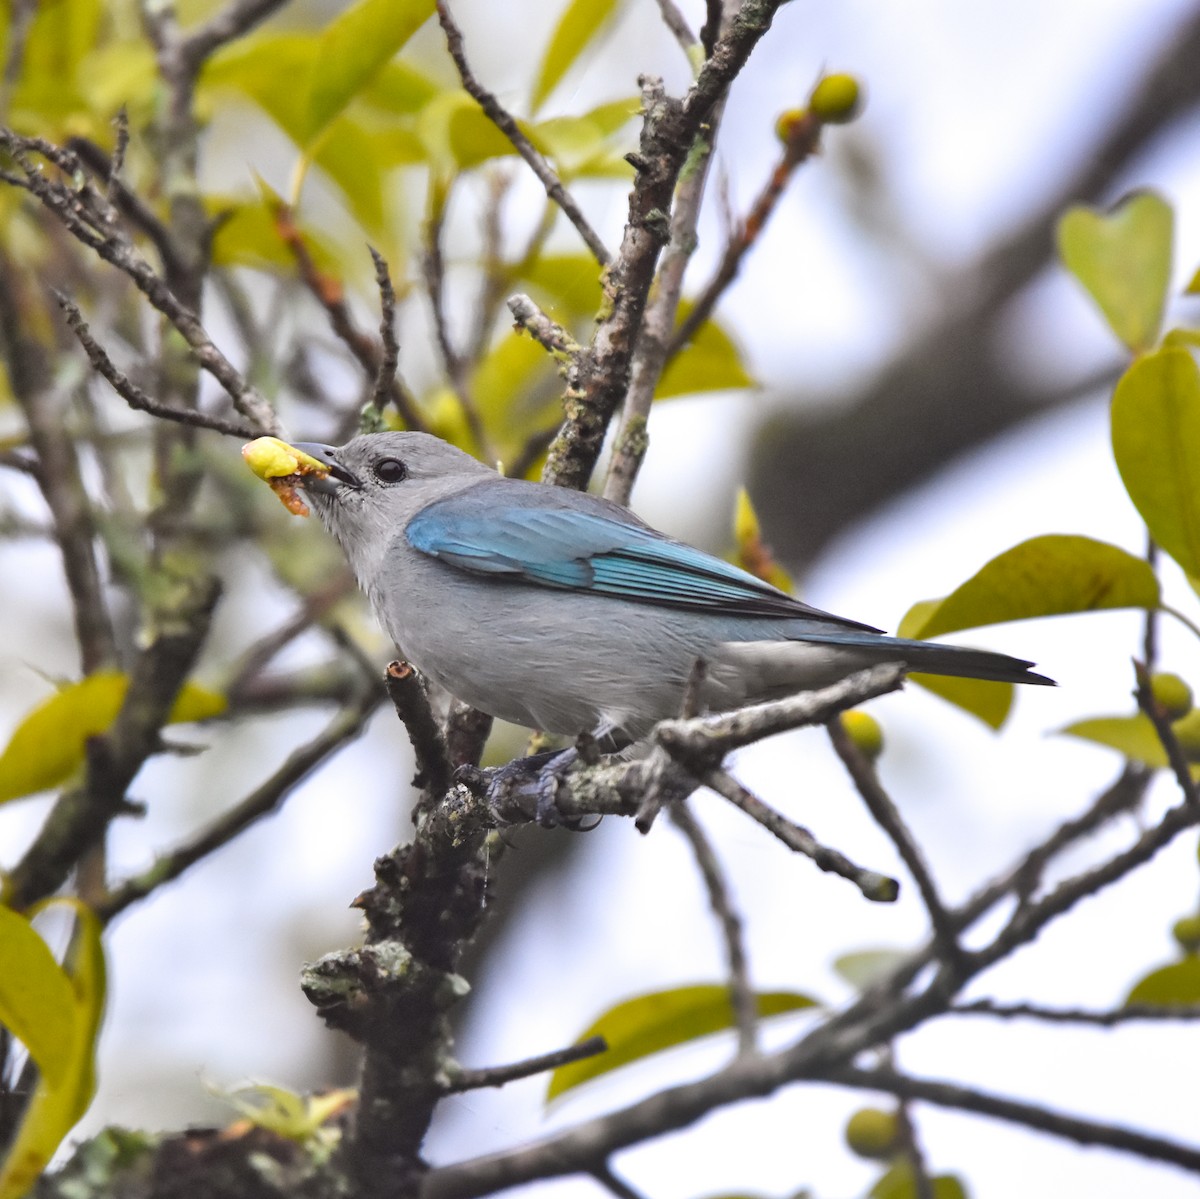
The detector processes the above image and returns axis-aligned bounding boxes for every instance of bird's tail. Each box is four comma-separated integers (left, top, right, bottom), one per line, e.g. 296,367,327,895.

807,632,1055,687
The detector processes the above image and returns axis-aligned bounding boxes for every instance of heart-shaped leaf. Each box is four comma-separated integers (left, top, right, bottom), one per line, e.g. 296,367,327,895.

1057,191,1172,353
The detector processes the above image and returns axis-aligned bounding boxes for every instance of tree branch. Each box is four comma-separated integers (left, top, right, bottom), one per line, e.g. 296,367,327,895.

435,0,610,266
831,1065,1200,1175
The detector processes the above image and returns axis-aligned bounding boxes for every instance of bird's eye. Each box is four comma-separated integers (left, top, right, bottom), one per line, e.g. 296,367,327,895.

373,457,408,484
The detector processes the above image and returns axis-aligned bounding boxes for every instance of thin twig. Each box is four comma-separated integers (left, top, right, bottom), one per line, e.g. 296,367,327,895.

604,95,725,504
225,576,357,701
105,107,130,209
670,802,757,1054
273,205,426,435
507,293,582,359
0,257,117,674
0,0,36,118
96,688,383,922
0,128,280,432
831,1065,1200,1174
423,186,492,457
666,110,823,361
590,1164,649,1199
177,0,290,76
55,291,261,438
702,766,898,901
828,717,961,965
367,246,400,424
948,999,1200,1025
543,0,794,491
1134,659,1200,810
655,661,906,758
435,0,610,266
442,1036,606,1094
507,423,560,479
655,0,702,59
977,791,1200,976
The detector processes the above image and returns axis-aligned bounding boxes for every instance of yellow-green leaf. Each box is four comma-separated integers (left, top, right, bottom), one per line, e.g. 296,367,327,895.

1126,956,1200,1005
358,59,441,117
417,90,523,170
872,1161,968,1199
1111,347,1200,578
1057,191,1173,353
201,32,317,144
547,984,818,1101
531,0,624,113
908,673,1014,730
0,673,227,805
898,535,1159,640
217,1083,355,1142
534,96,639,176
0,906,76,1089
659,309,754,399
1187,266,1200,296
521,253,603,320
833,949,908,992
1059,708,1200,773
733,488,792,593
208,195,340,273
303,0,435,146
470,331,561,449
0,901,105,1199
310,113,393,236
1163,327,1200,350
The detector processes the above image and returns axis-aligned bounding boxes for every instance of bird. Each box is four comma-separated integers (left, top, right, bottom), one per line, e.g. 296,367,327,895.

285,431,1052,756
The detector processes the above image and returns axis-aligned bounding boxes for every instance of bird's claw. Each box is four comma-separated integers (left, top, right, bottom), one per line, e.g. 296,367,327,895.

456,748,596,829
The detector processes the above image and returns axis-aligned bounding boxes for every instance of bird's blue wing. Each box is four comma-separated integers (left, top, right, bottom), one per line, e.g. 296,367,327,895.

404,483,881,630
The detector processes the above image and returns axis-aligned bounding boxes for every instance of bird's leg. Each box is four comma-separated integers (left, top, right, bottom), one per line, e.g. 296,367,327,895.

454,747,584,827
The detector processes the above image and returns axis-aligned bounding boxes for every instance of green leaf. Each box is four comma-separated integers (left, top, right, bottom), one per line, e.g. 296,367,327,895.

871,1161,968,1199
208,195,340,273
534,96,639,176
1111,347,1200,578
303,0,435,146
659,308,755,399
898,535,1160,640
1059,708,1200,773
201,32,317,144
1057,191,1173,353
0,901,105,1199
417,90,522,170
531,0,624,113
521,253,604,320
1126,955,1200,1005
907,674,1014,730
358,59,441,117
471,331,556,436
0,906,76,1089
0,673,227,805
833,949,908,992
547,985,819,1101
310,114,394,236
217,1083,355,1142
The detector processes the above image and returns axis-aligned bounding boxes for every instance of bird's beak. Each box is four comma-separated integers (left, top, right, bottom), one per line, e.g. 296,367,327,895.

290,442,362,492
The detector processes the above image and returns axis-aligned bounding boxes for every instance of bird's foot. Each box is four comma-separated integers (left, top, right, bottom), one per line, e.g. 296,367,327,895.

455,746,595,829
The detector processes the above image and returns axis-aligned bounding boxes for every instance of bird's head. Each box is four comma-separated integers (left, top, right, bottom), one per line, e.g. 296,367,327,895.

286,431,494,577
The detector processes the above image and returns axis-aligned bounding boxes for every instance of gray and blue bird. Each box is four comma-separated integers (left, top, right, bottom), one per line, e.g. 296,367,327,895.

287,431,1052,746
